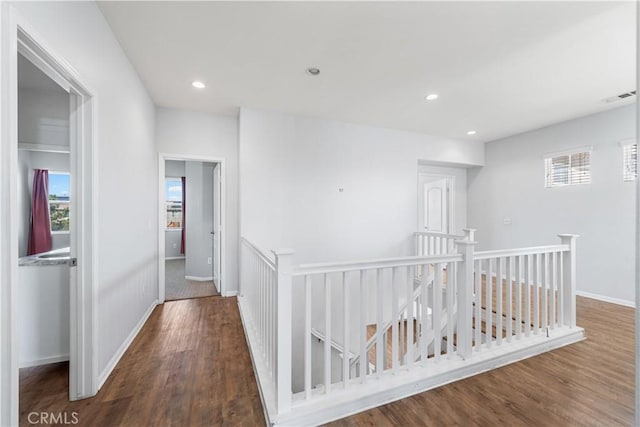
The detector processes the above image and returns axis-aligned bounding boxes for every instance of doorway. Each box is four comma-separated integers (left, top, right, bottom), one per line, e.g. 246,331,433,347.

1,18,97,426
418,173,455,234
158,155,225,302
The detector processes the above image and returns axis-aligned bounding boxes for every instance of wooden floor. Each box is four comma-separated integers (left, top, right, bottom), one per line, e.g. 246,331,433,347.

20,296,633,426
19,296,265,426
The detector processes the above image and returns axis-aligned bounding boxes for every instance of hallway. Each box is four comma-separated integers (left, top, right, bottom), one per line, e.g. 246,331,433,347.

19,296,633,426
19,297,264,426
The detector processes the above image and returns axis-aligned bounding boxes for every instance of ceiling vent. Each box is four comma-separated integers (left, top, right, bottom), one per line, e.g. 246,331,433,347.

603,90,636,103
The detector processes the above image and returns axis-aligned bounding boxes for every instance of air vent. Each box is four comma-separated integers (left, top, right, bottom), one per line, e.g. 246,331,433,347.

603,90,637,103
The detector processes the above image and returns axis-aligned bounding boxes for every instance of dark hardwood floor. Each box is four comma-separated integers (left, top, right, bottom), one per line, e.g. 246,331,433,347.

19,296,265,426
20,296,633,426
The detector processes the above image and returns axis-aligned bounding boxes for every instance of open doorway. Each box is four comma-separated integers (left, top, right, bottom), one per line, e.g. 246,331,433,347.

1,20,97,426
159,155,225,302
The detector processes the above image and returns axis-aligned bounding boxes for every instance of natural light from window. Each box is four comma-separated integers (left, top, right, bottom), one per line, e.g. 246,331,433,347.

166,177,183,229
49,172,70,232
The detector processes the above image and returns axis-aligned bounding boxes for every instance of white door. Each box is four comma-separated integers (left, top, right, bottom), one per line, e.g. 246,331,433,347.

420,176,450,234
212,164,221,287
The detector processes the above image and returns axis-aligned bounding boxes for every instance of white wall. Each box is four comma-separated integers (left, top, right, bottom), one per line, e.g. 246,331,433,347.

18,88,69,147
156,107,239,294
468,104,636,305
239,108,484,392
18,264,69,367
17,150,70,256
9,2,158,384
239,107,484,264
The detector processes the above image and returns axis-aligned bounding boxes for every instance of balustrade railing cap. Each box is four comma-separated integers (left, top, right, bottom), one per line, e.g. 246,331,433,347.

271,248,295,256
558,234,580,238
455,240,477,245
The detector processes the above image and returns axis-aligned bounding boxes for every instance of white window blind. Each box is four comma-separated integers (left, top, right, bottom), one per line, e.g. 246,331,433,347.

623,143,637,181
545,151,591,187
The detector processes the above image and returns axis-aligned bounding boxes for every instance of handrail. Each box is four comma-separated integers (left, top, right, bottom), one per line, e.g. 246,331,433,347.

310,328,356,360
474,244,569,260
241,237,276,269
414,231,464,239
349,275,429,368
292,253,462,276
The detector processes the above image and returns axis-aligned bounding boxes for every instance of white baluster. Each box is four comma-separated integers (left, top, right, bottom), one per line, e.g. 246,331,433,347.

359,270,367,382
272,249,294,414
559,234,578,328
305,275,312,400
485,259,492,348
433,264,442,360
391,267,399,372
376,269,383,376
342,272,350,388
506,256,512,343
406,265,414,367
534,254,540,334
324,274,332,394
474,259,481,351
496,257,503,346
515,256,522,339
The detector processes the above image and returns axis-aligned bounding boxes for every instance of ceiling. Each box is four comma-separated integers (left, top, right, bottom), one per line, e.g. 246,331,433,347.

98,1,636,143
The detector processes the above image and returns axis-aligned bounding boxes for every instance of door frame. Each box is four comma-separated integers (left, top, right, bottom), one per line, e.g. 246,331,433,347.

158,153,227,302
417,173,455,234
1,6,98,425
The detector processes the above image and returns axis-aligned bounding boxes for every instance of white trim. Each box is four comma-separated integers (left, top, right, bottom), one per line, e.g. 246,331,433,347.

185,275,213,282
222,290,238,297
20,355,69,369
165,256,185,261
98,300,157,389
2,9,98,423
542,145,593,159
619,138,636,147
158,153,227,303
18,142,69,153
576,290,635,308
164,228,183,232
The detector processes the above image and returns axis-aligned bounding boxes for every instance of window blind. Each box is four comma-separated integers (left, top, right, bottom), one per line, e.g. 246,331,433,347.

623,143,637,181
545,151,591,187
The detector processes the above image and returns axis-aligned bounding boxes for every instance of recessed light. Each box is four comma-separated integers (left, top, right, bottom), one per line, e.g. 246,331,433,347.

306,67,320,76
192,81,206,89
467,130,477,135
425,94,439,101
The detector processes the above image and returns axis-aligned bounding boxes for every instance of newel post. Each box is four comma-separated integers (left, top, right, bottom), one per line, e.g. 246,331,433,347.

463,228,476,242
559,234,578,328
272,248,294,414
455,239,476,359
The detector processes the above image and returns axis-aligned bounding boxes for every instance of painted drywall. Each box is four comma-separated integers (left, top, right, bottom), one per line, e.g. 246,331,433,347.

239,107,483,263
184,161,215,279
418,164,468,236
155,107,239,294
17,150,70,256
9,1,158,384
239,107,484,391
164,160,184,259
18,88,69,147
18,264,69,367
468,104,636,305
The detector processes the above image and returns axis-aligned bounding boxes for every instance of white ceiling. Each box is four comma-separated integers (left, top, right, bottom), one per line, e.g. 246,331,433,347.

98,1,636,143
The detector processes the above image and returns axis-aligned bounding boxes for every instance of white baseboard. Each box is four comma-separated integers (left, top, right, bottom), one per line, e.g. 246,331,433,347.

185,275,213,282
576,291,634,308
98,299,158,389
20,354,69,369
222,290,238,297
165,256,185,261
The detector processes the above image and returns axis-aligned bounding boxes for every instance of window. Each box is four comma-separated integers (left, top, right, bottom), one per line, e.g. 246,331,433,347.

165,177,183,229
48,172,70,232
623,143,637,181
545,151,591,187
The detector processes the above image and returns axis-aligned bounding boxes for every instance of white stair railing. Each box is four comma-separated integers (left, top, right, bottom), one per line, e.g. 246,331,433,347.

238,232,581,426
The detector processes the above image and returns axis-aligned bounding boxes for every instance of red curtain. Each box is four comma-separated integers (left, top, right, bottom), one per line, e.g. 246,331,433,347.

27,169,52,255
180,176,186,255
